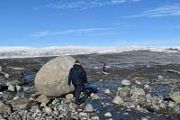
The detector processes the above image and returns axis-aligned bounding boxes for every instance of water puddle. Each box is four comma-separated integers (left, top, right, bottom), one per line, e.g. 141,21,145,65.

150,84,172,98
20,72,36,84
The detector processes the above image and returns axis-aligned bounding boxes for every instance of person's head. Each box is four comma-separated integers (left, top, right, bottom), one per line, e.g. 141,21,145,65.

75,60,81,65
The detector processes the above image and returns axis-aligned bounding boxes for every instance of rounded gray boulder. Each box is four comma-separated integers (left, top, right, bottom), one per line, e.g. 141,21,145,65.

35,56,75,97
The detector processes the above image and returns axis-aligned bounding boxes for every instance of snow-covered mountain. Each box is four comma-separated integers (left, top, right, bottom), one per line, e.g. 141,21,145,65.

0,46,179,59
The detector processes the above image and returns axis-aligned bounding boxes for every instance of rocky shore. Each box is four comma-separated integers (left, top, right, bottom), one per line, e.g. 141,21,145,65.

0,51,180,120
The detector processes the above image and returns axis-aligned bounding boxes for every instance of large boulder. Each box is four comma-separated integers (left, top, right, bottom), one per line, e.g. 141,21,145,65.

35,56,75,97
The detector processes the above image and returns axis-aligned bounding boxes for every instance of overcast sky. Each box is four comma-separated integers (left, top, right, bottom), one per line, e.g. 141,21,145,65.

0,0,180,47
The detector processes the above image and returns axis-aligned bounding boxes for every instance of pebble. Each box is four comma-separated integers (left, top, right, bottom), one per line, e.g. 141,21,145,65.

8,84,15,92
85,103,94,112
65,94,74,101
51,99,59,105
121,79,131,86
112,96,124,105
123,112,129,115
158,75,164,80
135,80,141,85
79,112,88,117
44,107,52,114
91,116,99,120
16,85,21,91
4,73,10,79
170,91,180,104
141,117,149,120
91,93,100,100
104,89,111,94
144,84,150,90
168,102,175,108
104,112,112,118
35,94,50,104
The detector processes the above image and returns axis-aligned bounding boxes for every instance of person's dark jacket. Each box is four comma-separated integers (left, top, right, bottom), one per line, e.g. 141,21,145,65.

68,64,87,86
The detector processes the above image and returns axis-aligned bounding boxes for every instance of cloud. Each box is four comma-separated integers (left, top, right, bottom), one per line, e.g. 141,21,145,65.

31,27,115,38
126,4,180,18
41,0,141,10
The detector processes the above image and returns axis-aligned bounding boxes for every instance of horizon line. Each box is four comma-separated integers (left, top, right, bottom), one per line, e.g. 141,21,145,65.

0,45,179,48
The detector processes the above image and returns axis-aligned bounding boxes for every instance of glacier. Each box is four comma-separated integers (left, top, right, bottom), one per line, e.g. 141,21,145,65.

0,46,179,59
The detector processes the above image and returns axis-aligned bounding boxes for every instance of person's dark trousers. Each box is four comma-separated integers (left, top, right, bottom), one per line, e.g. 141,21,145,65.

74,85,82,104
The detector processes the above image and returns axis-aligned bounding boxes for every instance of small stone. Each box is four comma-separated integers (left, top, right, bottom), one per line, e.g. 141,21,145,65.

77,108,83,112
69,102,77,111
23,86,29,91
135,80,141,85
16,85,21,91
128,104,135,109
11,97,28,110
0,101,12,113
152,104,160,111
35,94,50,104
90,93,100,100
168,102,175,108
159,102,166,109
105,103,110,106
112,96,124,105
79,112,88,117
8,84,15,92
44,107,52,114
123,112,129,115
146,94,152,103
85,103,94,112
0,115,6,120
121,79,131,86
130,87,145,99
102,72,110,75
51,99,59,105
104,112,112,118
104,89,111,94
117,86,130,98
4,73,10,79
91,116,99,120
141,117,149,120
65,94,74,101
40,103,46,107
158,75,164,80
108,119,113,120
170,91,180,104
144,84,150,90
13,96,19,100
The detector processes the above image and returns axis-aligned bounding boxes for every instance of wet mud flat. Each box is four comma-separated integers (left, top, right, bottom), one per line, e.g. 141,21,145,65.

0,50,180,120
